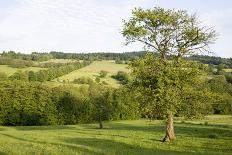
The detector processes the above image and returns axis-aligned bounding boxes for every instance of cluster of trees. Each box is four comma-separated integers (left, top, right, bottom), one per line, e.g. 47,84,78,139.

1,51,53,61
73,76,95,85
189,55,232,68
3,61,91,82
0,81,140,126
206,76,232,114
0,57,34,68
0,57,82,69
49,51,148,61
112,71,130,84
1,51,232,69
73,71,109,85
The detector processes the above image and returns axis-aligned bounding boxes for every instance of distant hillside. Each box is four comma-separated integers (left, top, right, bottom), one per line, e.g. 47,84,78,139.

1,51,232,67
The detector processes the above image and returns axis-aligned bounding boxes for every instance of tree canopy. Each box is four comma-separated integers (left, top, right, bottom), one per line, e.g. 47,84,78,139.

122,7,217,60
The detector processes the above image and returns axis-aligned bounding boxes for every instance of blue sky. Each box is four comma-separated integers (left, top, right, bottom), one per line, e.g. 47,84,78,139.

0,0,231,57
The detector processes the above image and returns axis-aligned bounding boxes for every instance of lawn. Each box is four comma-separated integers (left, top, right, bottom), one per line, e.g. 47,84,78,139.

52,61,129,87
0,115,231,155
0,65,45,76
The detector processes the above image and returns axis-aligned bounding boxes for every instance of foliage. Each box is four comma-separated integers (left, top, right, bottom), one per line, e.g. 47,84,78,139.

122,7,216,60
0,81,140,126
73,76,95,85
99,70,108,78
206,75,232,114
112,71,130,84
129,54,213,119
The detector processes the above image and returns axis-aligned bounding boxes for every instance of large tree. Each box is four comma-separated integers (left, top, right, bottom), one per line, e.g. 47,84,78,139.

122,7,216,142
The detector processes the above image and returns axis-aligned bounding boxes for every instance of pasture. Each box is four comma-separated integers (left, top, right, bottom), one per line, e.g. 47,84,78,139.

223,69,232,73
0,115,231,155
39,59,78,63
53,61,129,87
0,65,45,76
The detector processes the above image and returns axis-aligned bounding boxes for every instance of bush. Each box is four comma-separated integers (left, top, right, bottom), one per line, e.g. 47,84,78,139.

95,77,100,83
112,71,130,84
73,77,95,85
99,70,108,78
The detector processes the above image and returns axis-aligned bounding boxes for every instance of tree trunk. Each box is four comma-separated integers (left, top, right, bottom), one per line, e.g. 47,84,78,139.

162,113,176,142
99,115,103,129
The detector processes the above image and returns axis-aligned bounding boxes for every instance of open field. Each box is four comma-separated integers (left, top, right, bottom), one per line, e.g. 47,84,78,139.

223,69,232,73
0,65,45,76
0,115,231,155
52,61,129,87
39,59,78,64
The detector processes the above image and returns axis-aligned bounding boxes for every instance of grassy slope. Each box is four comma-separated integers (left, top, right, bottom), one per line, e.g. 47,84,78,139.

0,65,45,76
223,69,232,73
0,115,231,155
39,59,78,64
52,61,129,88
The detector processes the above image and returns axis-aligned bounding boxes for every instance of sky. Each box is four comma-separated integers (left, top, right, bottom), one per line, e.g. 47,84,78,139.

0,0,231,58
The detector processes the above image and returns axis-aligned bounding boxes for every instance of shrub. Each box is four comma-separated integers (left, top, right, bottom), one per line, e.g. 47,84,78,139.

112,71,130,84
73,77,95,85
99,70,108,78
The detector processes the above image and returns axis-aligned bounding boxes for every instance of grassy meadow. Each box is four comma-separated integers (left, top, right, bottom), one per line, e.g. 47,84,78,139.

223,69,232,73
0,65,45,76
0,115,231,155
39,59,78,64
52,60,129,87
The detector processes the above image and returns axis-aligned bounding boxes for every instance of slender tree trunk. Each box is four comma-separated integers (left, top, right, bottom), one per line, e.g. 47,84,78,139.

162,113,176,142
99,114,103,129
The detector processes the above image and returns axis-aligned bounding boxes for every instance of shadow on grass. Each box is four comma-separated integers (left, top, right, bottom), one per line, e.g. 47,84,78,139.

0,133,101,155
101,122,232,140
64,137,202,155
13,125,77,131
0,151,8,155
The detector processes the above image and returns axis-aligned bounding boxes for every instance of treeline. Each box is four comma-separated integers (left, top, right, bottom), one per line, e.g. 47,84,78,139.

0,51,148,62
206,75,232,114
189,55,232,68
0,57,34,68
0,81,139,126
0,57,81,69
7,61,91,82
1,51,232,67
49,51,149,61
0,77,231,126
1,51,53,61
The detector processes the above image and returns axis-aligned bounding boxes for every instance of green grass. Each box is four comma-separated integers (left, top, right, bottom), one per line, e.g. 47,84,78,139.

39,59,78,64
52,61,129,87
223,69,232,73
0,115,231,155
0,65,45,76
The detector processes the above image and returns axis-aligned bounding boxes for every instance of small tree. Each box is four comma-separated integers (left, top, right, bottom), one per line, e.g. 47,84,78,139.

99,70,108,78
122,7,217,142
89,85,113,129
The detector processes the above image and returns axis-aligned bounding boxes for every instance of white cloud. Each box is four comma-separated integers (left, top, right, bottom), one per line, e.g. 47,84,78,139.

0,0,151,53
201,9,232,57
